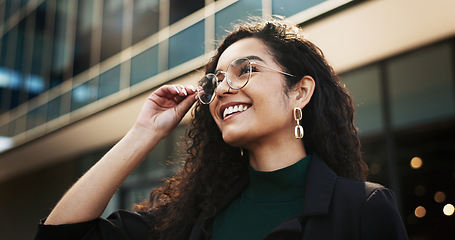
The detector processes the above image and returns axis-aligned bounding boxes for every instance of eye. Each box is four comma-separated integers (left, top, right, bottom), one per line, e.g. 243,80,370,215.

239,65,251,75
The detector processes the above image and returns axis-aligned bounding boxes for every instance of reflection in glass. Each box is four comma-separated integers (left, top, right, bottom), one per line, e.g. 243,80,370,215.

71,78,98,111
168,21,204,69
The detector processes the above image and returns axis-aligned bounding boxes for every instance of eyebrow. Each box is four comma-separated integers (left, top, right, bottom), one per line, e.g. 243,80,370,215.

215,55,265,73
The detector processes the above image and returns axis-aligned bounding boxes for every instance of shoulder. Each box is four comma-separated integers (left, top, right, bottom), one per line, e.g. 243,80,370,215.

329,178,399,218
333,178,408,239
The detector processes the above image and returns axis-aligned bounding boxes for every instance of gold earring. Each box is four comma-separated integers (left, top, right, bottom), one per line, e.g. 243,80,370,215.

294,108,304,139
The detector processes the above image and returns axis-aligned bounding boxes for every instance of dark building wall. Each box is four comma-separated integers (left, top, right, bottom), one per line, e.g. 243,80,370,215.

0,159,77,240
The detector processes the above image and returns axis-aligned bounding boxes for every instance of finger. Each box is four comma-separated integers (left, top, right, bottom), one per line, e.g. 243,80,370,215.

172,85,180,94
174,91,197,118
174,84,188,96
185,85,196,94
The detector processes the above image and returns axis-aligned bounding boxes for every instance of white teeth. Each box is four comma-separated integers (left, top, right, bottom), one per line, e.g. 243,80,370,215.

223,104,249,119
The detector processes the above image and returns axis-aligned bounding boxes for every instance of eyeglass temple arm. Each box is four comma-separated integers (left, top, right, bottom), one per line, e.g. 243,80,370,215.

251,61,296,78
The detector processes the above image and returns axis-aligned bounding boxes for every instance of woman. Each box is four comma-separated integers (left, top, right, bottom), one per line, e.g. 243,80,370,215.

36,18,408,240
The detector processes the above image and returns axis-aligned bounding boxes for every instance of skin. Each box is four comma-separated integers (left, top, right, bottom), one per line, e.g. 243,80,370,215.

209,38,315,171
45,84,198,225
44,37,315,225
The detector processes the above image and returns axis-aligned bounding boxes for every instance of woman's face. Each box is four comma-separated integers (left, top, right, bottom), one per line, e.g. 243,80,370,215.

209,38,298,149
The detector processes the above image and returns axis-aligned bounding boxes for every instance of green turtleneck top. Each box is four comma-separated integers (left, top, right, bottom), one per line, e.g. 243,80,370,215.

211,155,311,240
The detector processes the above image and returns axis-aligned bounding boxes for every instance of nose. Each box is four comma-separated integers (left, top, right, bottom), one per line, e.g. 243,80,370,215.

214,76,238,98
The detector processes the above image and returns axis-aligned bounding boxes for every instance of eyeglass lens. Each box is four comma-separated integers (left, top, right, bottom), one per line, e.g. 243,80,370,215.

198,58,251,104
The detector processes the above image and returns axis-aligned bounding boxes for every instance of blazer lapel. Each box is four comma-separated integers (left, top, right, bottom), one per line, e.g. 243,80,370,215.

301,154,337,216
264,154,337,239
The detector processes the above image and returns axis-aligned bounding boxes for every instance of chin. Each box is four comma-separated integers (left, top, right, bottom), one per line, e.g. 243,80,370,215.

221,132,245,147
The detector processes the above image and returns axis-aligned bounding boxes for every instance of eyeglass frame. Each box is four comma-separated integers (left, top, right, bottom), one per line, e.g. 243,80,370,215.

197,57,297,104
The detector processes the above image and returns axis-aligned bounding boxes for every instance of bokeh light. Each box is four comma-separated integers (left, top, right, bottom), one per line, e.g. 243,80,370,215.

410,157,423,169
434,191,446,203
443,204,454,216
415,206,426,218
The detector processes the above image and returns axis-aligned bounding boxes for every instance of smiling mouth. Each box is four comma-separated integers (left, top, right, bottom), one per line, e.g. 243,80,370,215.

223,104,249,119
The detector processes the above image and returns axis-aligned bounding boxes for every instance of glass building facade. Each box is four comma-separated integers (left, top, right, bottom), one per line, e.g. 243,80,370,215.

0,0,454,239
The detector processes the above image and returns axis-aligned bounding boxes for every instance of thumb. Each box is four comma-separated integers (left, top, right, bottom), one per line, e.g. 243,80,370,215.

174,92,198,120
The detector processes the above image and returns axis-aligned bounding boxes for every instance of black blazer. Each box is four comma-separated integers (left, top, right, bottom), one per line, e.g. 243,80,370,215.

189,154,408,240
36,154,408,240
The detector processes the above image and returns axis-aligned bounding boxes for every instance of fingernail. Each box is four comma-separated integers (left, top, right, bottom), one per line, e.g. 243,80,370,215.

173,85,180,94
182,88,188,96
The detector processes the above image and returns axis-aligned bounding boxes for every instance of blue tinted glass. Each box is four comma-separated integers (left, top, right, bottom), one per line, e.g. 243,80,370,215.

215,0,261,41
0,67,8,88
341,65,384,135
168,20,205,69
272,0,326,17
388,42,455,127
25,74,45,94
131,45,159,85
99,65,121,99
71,78,99,111
26,104,46,130
47,96,61,121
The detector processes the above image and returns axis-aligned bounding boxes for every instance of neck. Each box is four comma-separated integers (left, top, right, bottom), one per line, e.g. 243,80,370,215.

246,136,306,172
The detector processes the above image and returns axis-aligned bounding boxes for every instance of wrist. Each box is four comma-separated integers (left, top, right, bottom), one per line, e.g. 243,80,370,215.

127,124,162,152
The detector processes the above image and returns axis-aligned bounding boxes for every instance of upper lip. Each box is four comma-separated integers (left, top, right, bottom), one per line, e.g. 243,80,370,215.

219,101,251,119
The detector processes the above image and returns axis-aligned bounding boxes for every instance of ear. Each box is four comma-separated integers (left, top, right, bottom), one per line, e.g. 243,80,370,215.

291,75,315,109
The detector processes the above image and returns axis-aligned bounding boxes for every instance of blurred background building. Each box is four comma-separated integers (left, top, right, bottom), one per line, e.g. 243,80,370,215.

0,0,454,239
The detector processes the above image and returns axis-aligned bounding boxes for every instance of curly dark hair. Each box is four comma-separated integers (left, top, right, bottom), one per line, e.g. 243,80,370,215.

136,17,368,240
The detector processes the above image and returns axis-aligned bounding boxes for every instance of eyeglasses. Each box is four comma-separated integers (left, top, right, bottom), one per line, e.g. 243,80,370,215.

197,57,296,104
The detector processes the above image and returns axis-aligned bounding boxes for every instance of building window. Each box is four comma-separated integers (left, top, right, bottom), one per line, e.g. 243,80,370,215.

132,0,159,45
130,45,159,86
98,65,121,99
71,77,98,111
169,0,204,25
73,0,94,76
214,0,262,41
49,0,71,89
272,0,325,17
387,41,455,128
168,20,205,69
100,0,124,62
341,64,384,135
